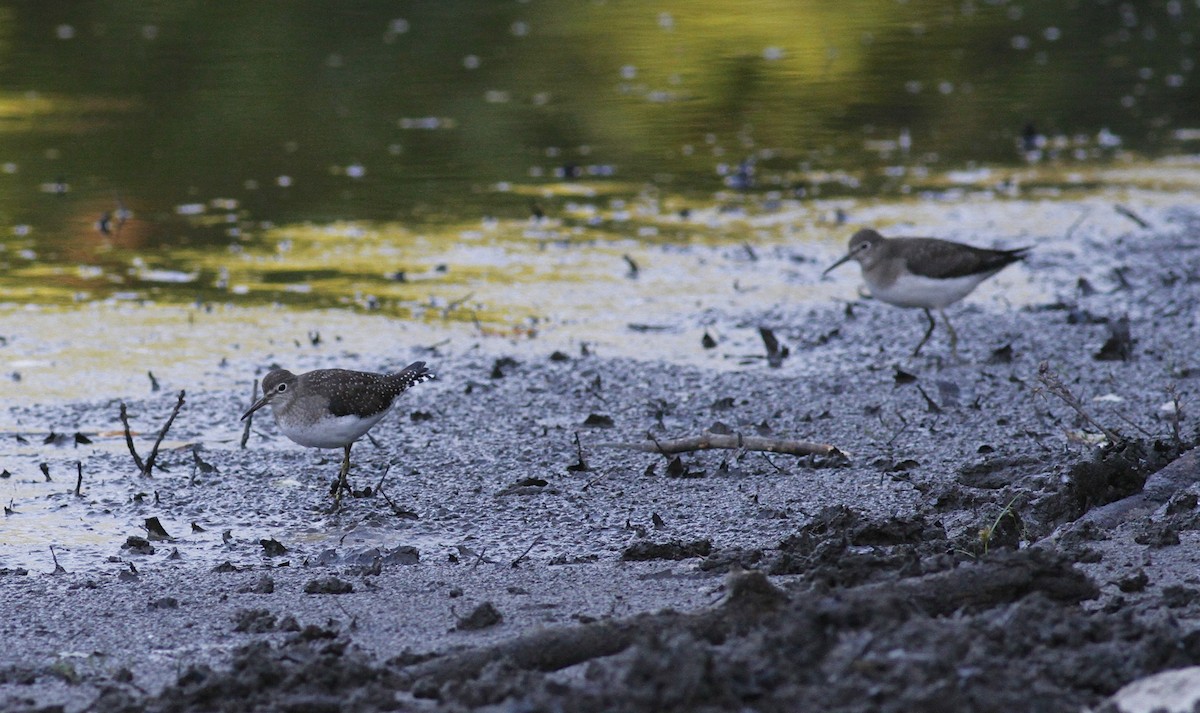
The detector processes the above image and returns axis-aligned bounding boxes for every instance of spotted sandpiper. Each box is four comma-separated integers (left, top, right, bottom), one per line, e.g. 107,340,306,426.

241,361,434,498
824,228,1030,356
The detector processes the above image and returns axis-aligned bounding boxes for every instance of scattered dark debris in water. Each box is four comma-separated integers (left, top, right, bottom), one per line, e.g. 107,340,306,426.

147,370,160,392
149,596,179,610
665,455,704,479
582,413,613,428
490,357,519,379
498,477,552,496
621,539,712,561
122,536,155,555
144,517,172,541
212,561,239,573
989,343,1015,364
710,396,735,410
304,576,353,595
1094,316,1134,361
548,350,570,362
454,601,503,631
759,327,788,368
893,366,918,385
410,410,433,422
43,432,64,446
702,331,717,349
260,538,287,556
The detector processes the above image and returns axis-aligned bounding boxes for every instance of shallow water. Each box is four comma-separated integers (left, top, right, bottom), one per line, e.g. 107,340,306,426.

0,1,1198,311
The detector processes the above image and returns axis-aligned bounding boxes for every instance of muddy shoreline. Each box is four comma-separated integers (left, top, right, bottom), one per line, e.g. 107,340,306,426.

3,202,1200,712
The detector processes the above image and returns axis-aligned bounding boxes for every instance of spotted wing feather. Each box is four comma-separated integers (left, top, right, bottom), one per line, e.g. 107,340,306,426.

303,362,433,419
898,238,1030,279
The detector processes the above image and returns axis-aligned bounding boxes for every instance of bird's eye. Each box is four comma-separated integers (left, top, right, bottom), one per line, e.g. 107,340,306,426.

276,383,287,393
858,242,872,253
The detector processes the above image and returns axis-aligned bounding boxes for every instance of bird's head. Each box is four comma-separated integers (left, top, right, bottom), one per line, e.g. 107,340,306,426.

241,369,298,420
824,228,886,275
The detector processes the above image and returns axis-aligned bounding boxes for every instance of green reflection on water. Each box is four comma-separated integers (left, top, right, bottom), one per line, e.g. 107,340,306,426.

0,1,1196,315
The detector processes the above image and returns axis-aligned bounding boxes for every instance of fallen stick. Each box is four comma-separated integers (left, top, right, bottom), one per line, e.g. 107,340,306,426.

596,430,844,459
141,390,186,477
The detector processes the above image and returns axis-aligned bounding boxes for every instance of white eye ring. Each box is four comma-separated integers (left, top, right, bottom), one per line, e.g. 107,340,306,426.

276,383,288,392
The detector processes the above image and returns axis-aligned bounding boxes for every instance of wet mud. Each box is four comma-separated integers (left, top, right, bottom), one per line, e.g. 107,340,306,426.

3,202,1200,711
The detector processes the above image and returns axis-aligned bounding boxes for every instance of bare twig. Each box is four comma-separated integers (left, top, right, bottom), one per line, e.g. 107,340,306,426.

567,431,591,472
240,378,258,449
511,535,544,568
1112,411,1153,438
141,390,186,477
597,431,843,459
74,461,82,497
914,384,942,414
49,545,65,574
622,254,639,278
581,471,610,491
445,292,475,312
1065,208,1090,239
1113,204,1150,229
119,402,146,472
375,465,418,519
1035,362,1122,445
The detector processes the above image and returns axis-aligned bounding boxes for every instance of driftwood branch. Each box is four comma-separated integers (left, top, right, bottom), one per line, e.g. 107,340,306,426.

597,430,844,459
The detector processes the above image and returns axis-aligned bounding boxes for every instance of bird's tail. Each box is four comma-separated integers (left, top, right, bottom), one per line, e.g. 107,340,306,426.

393,361,435,391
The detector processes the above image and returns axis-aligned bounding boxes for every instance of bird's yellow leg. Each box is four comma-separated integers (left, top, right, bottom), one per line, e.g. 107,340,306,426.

940,309,959,358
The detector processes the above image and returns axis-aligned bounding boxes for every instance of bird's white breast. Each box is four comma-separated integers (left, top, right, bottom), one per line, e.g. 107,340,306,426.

867,272,993,309
274,409,390,449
